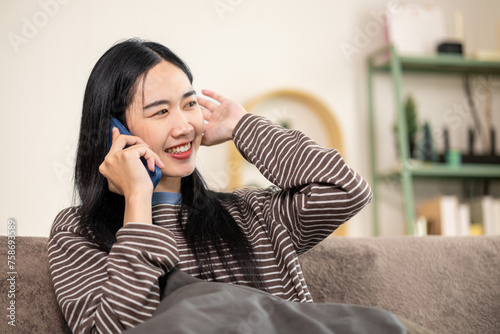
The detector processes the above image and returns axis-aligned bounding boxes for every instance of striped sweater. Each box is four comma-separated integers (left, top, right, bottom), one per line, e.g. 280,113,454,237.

48,113,373,334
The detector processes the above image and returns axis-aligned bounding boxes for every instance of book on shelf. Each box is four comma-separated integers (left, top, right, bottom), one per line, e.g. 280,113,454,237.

417,196,459,236
469,196,500,236
457,203,471,236
417,196,500,236
494,200,500,235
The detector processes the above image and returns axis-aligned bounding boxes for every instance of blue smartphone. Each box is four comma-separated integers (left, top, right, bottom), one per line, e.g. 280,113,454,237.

109,117,162,189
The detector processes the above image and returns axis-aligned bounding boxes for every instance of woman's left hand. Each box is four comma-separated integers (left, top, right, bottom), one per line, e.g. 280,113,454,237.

197,89,247,146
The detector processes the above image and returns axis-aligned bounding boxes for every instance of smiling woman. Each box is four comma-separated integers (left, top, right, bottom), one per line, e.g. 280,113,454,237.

46,38,378,334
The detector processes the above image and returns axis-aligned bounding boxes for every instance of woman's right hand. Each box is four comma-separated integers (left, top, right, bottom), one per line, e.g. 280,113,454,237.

99,127,165,200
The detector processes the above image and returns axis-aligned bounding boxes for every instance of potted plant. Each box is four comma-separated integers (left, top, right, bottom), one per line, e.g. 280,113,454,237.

418,121,438,162
394,95,418,159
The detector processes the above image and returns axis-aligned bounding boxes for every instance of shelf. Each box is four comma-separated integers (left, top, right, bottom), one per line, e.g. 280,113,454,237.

367,44,500,236
378,163,500,180
369,47,500,75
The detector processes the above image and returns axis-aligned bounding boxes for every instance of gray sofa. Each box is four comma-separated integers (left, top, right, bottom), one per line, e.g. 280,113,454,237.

1,235,499,334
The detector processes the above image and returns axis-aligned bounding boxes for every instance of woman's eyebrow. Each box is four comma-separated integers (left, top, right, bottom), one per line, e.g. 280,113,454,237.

143,89,197,110
182,89,197,101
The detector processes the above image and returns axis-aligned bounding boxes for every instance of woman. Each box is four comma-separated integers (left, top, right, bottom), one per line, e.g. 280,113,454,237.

48,38,374,333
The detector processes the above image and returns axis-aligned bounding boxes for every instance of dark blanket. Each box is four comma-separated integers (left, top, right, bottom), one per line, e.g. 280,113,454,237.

123,268,408,334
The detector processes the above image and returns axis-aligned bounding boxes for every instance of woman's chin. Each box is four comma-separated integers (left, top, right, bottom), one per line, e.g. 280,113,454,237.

160,166,196,179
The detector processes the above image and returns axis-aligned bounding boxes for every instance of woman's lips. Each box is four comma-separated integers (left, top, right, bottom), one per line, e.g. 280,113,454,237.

165,142,192,160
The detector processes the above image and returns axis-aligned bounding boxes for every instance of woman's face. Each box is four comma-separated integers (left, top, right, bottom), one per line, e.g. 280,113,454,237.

126,60,204,191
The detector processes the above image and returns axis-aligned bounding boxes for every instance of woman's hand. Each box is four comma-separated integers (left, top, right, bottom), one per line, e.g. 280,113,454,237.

99,128,165,199
197,89,247,146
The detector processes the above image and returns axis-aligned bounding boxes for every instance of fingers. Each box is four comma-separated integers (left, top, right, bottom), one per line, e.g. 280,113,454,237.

197,95,219,113
201,89,227,103
123,144,165,172
109,131,150,154
111,127,120,141
140,147,165,171
201,106,212,122
108,180,120,194
108,129,165,172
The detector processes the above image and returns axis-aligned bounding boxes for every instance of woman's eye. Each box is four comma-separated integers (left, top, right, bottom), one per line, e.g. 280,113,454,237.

186,101,197,108
156,109,168,116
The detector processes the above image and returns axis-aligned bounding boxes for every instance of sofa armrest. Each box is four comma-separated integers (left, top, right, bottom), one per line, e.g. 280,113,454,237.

0,237,69,334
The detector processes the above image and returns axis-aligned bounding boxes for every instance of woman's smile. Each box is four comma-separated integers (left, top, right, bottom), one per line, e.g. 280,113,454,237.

165,141,193,159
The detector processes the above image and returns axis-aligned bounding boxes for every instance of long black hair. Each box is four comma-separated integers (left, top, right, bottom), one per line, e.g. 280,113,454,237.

75,38,263,288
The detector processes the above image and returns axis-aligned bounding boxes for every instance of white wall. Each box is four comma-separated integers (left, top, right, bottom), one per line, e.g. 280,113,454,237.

1,0,499,237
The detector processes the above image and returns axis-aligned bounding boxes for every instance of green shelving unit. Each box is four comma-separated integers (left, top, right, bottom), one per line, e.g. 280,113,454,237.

367,45,500,235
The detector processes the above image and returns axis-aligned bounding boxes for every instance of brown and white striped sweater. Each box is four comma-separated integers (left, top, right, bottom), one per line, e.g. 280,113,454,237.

48,113,373,334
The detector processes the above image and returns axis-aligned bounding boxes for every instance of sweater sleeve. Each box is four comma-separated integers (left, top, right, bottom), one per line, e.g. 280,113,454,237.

232,113,373,255
47,207,179,334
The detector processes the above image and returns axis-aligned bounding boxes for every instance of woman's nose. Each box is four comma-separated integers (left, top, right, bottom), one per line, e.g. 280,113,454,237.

170,110,194,137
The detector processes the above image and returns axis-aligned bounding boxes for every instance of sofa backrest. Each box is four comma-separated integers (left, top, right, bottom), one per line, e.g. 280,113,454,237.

2,235,500,334
300,235,500,334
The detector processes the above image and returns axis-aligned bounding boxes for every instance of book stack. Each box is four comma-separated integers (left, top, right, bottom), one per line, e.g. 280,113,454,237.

417,196,500,236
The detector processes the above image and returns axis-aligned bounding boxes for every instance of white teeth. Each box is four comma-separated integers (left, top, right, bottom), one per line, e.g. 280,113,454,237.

166,142,191,154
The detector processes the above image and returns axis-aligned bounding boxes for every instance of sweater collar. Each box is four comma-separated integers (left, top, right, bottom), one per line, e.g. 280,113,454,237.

152,192,182,205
